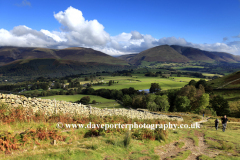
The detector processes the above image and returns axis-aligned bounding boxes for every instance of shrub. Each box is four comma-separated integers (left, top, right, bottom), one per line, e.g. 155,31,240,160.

79,96,90,105
92,100,97,104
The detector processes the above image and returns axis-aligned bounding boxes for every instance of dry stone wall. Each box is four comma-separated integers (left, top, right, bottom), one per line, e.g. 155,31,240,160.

0,93,183,121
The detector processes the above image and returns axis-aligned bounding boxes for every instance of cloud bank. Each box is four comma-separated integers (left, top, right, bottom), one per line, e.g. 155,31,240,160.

0,6,240,55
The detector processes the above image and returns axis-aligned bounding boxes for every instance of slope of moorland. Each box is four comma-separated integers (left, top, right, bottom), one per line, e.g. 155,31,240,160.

208,70,240,88
171,45,240,63
129,45,190,65
0,46,132,78
0,46,128,66
0,58,132,78
116,53,138,62
117,45,240,64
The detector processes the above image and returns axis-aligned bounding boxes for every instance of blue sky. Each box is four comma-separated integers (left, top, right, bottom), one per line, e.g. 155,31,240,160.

1,0,240,55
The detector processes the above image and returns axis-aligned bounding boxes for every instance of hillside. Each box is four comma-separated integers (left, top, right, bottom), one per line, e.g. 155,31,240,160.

117,53,138,62
117,45,240,65
0,46,128,66
129,45,190,65
208,70,240,88
0,58,132,78
170,45,240,63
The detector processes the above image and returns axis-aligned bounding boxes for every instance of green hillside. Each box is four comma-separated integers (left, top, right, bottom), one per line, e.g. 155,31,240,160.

208,70,240,88
0,46,128,66
129,45,190,65
0,59,133,78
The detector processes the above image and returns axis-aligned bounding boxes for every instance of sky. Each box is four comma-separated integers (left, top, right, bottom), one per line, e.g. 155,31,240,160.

1,0,240,55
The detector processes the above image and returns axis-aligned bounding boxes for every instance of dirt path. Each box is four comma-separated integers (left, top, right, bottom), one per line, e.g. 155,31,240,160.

154,117,220,160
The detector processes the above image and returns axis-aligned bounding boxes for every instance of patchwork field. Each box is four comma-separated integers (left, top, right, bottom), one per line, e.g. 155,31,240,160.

90,76,201,90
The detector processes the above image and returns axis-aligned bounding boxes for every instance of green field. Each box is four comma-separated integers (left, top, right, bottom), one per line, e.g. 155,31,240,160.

41,94,114,103
41,94,124,109
91,76,201,90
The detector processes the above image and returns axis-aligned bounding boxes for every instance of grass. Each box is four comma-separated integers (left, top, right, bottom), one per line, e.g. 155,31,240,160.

41,94,115,103
1,101,240,159
212,90,240,103
172,150,191,160
40,94,124,109
90,75,201,90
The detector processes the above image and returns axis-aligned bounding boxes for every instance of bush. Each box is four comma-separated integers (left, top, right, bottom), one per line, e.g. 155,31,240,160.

79,96,90,105
92,100,97,104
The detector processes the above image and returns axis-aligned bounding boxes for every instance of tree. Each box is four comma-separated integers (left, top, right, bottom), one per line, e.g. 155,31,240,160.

146,94,156,104
149,83,161,93
132,95,147,109
195,79,207,89
147,102,158,111
109,80,113,86
79,96,91,105
188,80,197,86
197,93,209,113
42,83,49,90
154,95,170,112
210,95,230,116
167,89,179,112
174,96,190,112
85,88,95,95
122,95,132,107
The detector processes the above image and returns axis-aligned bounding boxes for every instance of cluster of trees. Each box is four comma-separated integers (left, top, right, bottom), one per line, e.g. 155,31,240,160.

122,94,170,112
144,71,162,77
119,80,228,116
144,71,205,79
76,96,97,105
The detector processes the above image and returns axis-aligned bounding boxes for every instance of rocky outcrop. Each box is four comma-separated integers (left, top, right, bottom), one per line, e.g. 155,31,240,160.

0,93,183,121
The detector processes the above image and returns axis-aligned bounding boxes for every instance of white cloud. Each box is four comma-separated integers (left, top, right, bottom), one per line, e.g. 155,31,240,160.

16,0,31,7
40,29,66,42
1,6,240,55
131,31,143,40
54,6,110,46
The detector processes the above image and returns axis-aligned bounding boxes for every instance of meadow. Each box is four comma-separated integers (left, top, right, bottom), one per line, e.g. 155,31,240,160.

38,75,201,109
89,75,201,91
41,94,123,109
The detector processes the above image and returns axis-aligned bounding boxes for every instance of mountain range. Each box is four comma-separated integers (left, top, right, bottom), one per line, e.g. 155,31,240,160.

118,45,240,64
0,47,130,78
0,45,240,78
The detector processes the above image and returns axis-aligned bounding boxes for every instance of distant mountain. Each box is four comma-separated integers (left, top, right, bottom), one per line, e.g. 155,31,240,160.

170,45,240,63
0,46,131,78
117,53,138,62
0,46,128,66
0,59,131,78
127,45,190,65
117,45,240,65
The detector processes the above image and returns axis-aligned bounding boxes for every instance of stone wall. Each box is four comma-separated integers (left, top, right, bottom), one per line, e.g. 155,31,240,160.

0,93,183,121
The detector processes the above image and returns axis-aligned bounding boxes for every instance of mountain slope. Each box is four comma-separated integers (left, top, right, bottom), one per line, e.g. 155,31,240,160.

117,53,138,62
170,45,240,63
208,70,240,88
0,58,132,78
0,46,128,66
129,45,190,64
